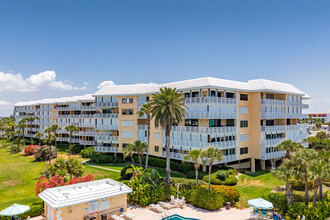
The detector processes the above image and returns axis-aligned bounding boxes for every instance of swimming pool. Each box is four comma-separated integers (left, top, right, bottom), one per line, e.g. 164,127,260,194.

161,214,201,220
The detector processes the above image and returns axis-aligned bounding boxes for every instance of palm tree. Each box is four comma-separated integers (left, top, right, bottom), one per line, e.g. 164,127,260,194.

0,125,6,148
137,102,152,169
48,124,61,159
313,150,330,201
123,143,136,164
149,87,188,183
183,149,202,186
65,124,79,158
24,115,40,144
324,122,330,139
291,149,318,206
271,159,295,205
315,118,322,129
131,140,148,167
35,132,43,146
201,146,223,190
18,119,27,146
308,159,328,205
275,139,302,159
43,133,56,165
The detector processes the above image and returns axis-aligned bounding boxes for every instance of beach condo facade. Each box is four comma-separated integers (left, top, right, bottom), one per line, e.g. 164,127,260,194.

13,77,309,171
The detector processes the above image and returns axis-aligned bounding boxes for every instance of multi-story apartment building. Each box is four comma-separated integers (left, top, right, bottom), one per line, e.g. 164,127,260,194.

13,77,309,171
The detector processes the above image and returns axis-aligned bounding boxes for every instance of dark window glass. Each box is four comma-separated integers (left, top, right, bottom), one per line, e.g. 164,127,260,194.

122,98,133,104
226,92,235,98
209,119,221,127
226,119,235,126
240,94,248,101
184,93,190,98
240,120,248,128
192,92,199,97
240,147,248,155
185,119,199,127
122,109,133,115
154,145,159,152
266,120,274,126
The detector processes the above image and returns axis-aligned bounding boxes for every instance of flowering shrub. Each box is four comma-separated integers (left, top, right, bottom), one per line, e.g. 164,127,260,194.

34,145,56,161
190,186,224,210
208,185,240,205
36,174,95,195
24,145,40,155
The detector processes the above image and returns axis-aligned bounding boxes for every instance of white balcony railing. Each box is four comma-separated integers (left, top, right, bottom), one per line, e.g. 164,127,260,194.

264,138,285,147
171,126,236,134
302,104,309,109
286,113,303,119
95,136,119,142
260,112,286,119
95,146,119,153
163,139,237,149
94,113,119,119
95,124,119,130
137,125,148,130
78,131,98,136
261,99,286,106
260,150,286,160
55,106,98,111
93,102,119,108
183,97,237,105
187,112,237,119
79,140,96,145
80,123,96,127
138,136,148,142
56,114,95,119
162,152,184,160
261,124,308,132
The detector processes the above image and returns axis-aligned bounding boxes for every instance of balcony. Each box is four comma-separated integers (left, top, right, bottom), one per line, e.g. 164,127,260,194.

137,125,148,130
95,146,119,153
260,112,286,119
286,113,303,119
286,100,303,106
183,97,237,105
80,123,96,128
94,113,119,119
187,112,237,119
261,99,286,106
57,114,95,119
261,124,308,132
161,152,184,160
95,135,119,143
260,150,285,160
93,102,119,108
138,136,148,142
171,126,236,134
79,140,96,145
163,139,237,149
302,104,309,109
95,124,119,130
55,106,98,111
78,131,98,136
38,107,53,111
264,138,285,147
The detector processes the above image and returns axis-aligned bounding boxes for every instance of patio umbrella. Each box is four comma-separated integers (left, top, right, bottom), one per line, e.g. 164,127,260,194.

248,198,273,210
0,203,30,216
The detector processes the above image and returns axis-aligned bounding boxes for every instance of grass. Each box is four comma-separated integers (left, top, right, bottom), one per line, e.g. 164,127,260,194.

0,146,45,210
235,171,285,207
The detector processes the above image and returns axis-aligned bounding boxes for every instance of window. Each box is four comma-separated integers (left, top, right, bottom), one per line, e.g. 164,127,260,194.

122,109,133,115
226,92,235,98
240,94,248,101
192,91,199,97
240,147,248,155
209,119,221,127
240,120,248,128
226,119,235,126
240,107,248,114
122,98,133,104
240,134,248,141
185,119,198,127
184,93,190,98
122,131,134,138
154,145,159,152
266,120,274,126
154,133,159,139
122,120,133,126
266,93,275,99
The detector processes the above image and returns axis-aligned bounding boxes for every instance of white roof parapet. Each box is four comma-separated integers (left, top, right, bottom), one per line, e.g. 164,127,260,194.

38,178,132,209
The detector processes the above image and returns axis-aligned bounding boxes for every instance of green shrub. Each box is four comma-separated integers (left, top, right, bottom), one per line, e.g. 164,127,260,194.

186,170,207,179
209,185,240,205
9,144,21,153
290,179,314,191
190,186,224,210
291,190,327,202
286,202,306,219
202,170,238,186
216,170,229,180
80,146,95,158
262,193,288,215
121,164,135,180
90,153,124,164
34,145,56,161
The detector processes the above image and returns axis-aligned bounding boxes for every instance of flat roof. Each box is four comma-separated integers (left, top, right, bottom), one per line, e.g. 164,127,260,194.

38,178,132,209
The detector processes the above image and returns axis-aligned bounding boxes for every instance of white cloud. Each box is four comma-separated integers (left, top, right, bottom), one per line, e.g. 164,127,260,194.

0,101,11,107
83,81,89,86
97,80,115,89
0,70,87,92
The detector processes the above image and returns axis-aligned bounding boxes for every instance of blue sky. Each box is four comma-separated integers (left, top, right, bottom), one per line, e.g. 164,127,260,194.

0,0,329,116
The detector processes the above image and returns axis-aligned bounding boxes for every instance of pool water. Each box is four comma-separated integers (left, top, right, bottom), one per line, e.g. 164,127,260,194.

161,214,201,220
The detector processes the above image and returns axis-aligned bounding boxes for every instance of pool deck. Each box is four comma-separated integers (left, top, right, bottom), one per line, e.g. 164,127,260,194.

128,204,252,220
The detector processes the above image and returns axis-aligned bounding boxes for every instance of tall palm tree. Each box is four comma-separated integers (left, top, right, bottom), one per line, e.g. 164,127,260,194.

271,159,295,205
48,124,61,159
132,140,148,167
149,87,188,183
43,133,56,165
24,115,40,144
18,119,27,147
291,149,318,206
65,124,79,158
275,139,302,159
308,159,327,205
313,150,330,201
201,146,223,190
183,149,202,186
35,132,43,146
137,102,152,169
123,143,136,164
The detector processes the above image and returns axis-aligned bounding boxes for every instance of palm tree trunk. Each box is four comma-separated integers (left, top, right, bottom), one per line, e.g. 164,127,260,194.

139,153,142,167
69,134,72,158
319,180,323,201
49,142,51,165
131,153,135,164
313,181,319,205
145,117,150,170
195,166,199,186
30,121,33,144
285,180,294,205
208,163,212,191
304,176,309,206
38,137,41,146
54,132,58,160
165,128,171,184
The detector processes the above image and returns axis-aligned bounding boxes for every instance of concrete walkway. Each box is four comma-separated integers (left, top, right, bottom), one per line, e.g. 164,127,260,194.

82,161,121,173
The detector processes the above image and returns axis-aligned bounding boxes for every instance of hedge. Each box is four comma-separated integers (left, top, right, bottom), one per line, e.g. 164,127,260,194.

209,185,240,205
190,186,225,210
202,170,238,186
90,153,124,164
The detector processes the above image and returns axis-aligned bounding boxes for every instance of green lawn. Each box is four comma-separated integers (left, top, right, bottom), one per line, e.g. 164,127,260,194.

235,171,285,207
0,147,45,209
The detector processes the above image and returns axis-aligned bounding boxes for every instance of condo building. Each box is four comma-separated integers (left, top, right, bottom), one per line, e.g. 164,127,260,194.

13,77,310,171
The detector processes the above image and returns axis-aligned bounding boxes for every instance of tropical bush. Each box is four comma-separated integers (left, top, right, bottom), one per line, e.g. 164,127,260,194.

186,170,207,180
121,163,135,180
289,179,314,191
202,170,238,186
286,202,306,220
24,145,40,155
190,186,225,210
291,190,327,202
90,153,124,164
9,144,21,153
42,158,84,181
80,146,95,158
262,193,288,216
34,145,56,161
36,174,94,195
209,185,240,205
